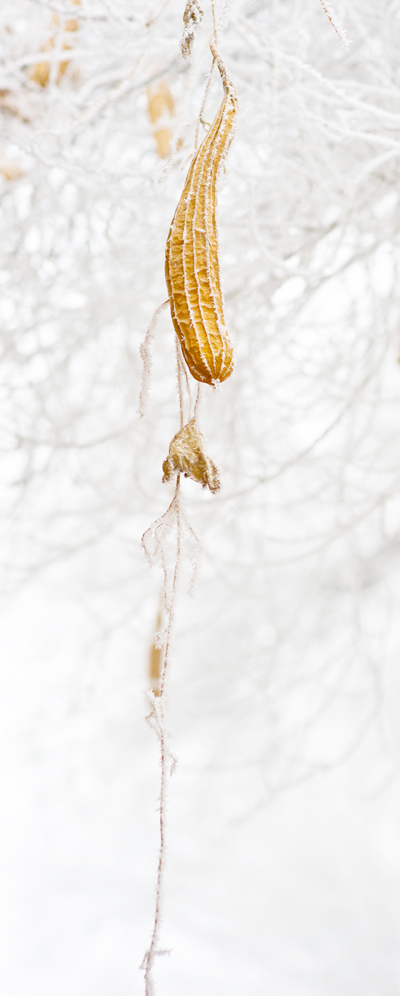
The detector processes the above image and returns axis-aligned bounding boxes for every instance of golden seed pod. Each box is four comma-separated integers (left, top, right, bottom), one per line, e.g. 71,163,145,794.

165,46,237,386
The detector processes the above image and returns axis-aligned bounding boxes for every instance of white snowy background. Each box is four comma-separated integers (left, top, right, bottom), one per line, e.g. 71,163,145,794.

1,1,400,993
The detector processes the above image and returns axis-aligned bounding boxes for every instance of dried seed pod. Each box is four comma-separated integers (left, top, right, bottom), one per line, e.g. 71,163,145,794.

165,43,237,386
162,419,220,493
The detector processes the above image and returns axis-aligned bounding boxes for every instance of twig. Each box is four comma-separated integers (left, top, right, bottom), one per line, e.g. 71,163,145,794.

318,0,351,50
138,300,169,418
141,480,181,996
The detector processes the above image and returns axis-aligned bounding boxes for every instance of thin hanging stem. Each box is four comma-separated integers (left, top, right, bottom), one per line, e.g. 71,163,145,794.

138,299,169,417
141,480,181,996
194,56,215,149
211,0,217,40
193,383,201,420
176,336,187,428
194,0,219,149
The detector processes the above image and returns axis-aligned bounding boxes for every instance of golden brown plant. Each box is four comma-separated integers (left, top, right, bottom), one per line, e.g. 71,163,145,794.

142,32,237,996
0,91,28,121
162,418,220,493
180,0,204,59
148,603,163,697
147,79,175,160
0,155,23,181
165,41,237,386
29,0,80,88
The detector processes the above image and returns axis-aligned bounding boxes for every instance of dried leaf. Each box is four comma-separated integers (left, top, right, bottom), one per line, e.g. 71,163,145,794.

162,419,220,493
154,126,172,159
180,0,203,60
28,0,80,88
29,57,52,88
147,80,174,159
147,79,174,124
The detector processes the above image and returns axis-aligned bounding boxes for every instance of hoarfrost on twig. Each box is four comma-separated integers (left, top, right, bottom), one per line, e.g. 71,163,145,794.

318,0,351,49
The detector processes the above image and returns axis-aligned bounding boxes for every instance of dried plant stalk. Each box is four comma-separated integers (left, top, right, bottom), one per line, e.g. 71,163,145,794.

149,603,163,697
141,485,181,996
149,641,162,696
162,418,220,493
165,41,237,385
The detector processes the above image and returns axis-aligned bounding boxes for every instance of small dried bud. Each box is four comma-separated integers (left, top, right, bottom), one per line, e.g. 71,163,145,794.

180,0,203,60
162,419,220,493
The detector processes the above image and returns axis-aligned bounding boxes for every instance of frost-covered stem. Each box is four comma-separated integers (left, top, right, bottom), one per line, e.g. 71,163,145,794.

138,300,169,418
142,481,181,996
211,0,217,40
160,480,181,702
318,0,350,49
193,383,201,420
142,716,166,996
194,56,215,149
175,337,186,429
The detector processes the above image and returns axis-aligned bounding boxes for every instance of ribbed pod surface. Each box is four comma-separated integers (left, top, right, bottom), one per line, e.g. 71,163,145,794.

165,53,237,385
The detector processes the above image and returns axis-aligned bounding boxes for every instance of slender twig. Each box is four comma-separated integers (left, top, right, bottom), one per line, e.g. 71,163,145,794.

175,337,187,429
141,479,181,996
138,300,169,418
317,0,351,49
193,383,201,420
